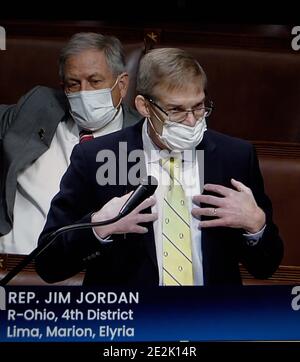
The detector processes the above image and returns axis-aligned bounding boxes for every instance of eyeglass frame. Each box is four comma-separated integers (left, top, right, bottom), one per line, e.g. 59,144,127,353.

143,94,214,123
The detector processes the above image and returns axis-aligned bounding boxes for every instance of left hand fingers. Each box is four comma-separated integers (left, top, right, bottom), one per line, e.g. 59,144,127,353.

230,178,251,194
198,218,228,229
204,179,251,197
192,207,221,219
203,183,235,197
192,194,224,207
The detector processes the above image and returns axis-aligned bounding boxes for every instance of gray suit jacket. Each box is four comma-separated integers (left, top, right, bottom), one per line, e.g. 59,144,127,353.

0,86,141,236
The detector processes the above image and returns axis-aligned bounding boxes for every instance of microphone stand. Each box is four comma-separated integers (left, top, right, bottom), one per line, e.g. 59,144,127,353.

0,215,121,286
0,176,158,286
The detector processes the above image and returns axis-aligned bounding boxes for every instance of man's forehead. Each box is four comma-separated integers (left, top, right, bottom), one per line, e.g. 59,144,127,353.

154,86,205,106
64,49,112,76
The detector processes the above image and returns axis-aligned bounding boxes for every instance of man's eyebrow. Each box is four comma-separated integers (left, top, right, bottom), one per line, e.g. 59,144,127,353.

165,97,206,108
66,73,104,81
88,73,105,79
65,77,80,82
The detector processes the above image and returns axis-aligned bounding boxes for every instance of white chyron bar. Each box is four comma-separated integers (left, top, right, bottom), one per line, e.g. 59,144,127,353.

0,286,6,310
0,26,6,50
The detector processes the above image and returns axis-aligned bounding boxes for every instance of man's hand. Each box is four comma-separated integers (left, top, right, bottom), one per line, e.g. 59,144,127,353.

92,192,158,239
191,178,266,233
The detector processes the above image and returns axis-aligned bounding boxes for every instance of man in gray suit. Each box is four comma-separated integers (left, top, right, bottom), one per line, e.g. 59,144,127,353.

0,32,141,254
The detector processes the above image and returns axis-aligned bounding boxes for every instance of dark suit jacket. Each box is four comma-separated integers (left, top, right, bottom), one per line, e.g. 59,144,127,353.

0,86,140,236
35,120,283,286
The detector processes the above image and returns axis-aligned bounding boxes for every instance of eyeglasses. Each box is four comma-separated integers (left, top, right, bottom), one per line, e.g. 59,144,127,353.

144,95,213,123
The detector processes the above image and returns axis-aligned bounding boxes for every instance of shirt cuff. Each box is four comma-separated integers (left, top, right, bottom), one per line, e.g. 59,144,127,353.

92,228,113,244
243,224,266,246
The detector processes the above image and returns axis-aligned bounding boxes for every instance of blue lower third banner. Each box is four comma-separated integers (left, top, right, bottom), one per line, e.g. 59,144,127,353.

0,285,300,342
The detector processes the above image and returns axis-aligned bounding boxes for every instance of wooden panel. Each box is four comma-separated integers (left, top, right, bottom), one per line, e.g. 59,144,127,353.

252,142,300,266
0,254,84,285
1,254,299,286
0,20,294,51
240,265,300,285
253,141,300,158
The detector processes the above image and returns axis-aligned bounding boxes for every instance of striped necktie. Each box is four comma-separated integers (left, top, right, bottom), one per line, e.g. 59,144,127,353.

161,157,194,286
79,130,94,143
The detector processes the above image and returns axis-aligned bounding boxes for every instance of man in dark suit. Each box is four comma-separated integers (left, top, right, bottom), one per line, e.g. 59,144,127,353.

36,48,283,286
0,32,140,254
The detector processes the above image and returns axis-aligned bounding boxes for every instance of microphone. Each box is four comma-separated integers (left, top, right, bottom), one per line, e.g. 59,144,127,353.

0,176,158,286
119,175,158,217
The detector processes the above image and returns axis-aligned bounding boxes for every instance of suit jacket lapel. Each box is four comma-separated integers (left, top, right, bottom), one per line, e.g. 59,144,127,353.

122,120,158,272
197,130,221,186
197,130,227,284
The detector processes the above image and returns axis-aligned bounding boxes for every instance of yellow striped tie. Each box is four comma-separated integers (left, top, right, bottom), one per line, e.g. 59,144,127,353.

162,157,194,286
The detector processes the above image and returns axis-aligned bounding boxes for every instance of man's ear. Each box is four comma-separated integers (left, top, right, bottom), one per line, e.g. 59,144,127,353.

118,72,129,97
135,95,150,117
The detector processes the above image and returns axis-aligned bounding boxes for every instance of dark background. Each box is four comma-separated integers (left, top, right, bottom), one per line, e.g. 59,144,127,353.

1,0,298,25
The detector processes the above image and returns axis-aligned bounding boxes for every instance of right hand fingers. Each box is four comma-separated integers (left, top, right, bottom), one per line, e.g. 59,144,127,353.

107,192,134,214
134,212,158,223
118,191,134,204
113,212,158,235
133,196,156,213
130,225,149,234
116,220,150,234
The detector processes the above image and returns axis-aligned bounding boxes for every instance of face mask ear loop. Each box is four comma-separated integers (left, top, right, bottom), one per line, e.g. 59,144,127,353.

111,75,123,110
147,116,160,138
146,100,165,133
115,94,122,110
111,75,120,91
147,116,172,151
147,100,169,126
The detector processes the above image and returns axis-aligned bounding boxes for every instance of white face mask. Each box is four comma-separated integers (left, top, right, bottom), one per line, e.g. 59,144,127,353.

149,113,207,151
160,118,207,150
66,78,121,131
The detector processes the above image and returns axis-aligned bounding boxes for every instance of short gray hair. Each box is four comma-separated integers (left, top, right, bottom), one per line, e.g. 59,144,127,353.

59,32,126,81
136,48,207,98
